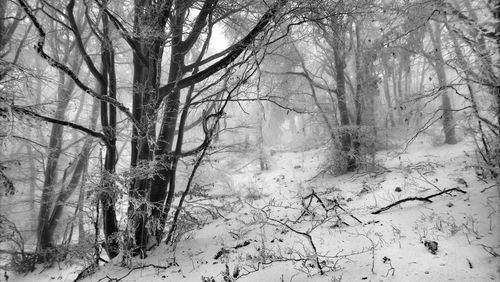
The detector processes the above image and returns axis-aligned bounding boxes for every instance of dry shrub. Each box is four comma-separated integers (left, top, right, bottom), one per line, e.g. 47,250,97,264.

322,126,377,175
322,145,351,176
0,215,35,273
464,118,500,179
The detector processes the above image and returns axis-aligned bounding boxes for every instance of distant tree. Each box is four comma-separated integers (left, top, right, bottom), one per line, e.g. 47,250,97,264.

427,20,457,144
0,1,22,81
312,8,358,171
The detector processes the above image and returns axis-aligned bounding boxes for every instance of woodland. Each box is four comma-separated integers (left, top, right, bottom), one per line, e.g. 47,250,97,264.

0,0,499,281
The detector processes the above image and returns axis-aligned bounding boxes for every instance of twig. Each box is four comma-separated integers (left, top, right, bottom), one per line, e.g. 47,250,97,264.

415,169,442,191
305,167,329,182
95,264,169,282
480,244,499,257
17,0,141,132
371,188,466,214
383,256,395,277
466,258,473,269
304,190,329,214
480,184,497,193
299,190,362,224
334,203,362,224
267,217,324,275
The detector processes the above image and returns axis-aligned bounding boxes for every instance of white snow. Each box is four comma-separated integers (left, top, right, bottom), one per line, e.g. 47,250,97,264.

11,138,500,282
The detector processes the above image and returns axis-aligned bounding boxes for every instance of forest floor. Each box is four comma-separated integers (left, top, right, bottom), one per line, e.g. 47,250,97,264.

12,137,500,282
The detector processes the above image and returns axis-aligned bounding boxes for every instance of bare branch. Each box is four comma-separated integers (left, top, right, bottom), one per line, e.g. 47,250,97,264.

371,187,466,214
94,0,149,66
3,105,108,144
17,0,142,133
157,0,287,106
67,0,104,83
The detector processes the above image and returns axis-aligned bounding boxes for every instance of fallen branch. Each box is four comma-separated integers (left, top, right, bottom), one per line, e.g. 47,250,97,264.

213,240,251,260
94,264,169,282
480,184,497,193
299,190,362,224
371,187,466,214
480,244,499,257
267,217,324,275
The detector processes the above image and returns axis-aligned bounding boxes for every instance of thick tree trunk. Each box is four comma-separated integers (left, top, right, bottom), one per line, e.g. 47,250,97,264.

126,0,285,255
128,1,172,255
98,13,120,258
333,48,355,171
429,22,457,145
148,18,184,250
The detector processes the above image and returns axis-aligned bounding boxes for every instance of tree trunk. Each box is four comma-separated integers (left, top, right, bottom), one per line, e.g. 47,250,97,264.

99,12,120,258
359,47,378,160
38,55,83,252
494,2,500,127
391,68,399,123
429,22,457,144
381,53,395,127
77,170,86,244
126,0,285,255
128,0,172,255
333,48,355,171
44,97,99,248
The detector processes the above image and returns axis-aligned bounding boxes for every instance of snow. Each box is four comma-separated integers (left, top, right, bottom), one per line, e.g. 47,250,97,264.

11,138,500,282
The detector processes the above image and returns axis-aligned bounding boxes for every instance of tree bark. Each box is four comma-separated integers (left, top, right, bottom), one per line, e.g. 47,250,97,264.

128,0,174,255
381,52,395,127
38,51,83,252
428,22,457,144
127,0,286,255
44,97,99,250
333,47,355,171
99,11,120,258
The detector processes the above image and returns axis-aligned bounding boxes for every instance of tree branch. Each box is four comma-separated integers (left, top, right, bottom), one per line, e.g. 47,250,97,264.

17,0,142,134
67,0,104,83
371,187,466,214
157,0,287,106
3,105,108,144
94,0,149,66
442,1,497,40
262,69,336,93
180,0,217,52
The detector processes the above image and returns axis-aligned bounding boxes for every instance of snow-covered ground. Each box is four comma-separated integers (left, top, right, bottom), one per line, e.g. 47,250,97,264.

12,138,500,281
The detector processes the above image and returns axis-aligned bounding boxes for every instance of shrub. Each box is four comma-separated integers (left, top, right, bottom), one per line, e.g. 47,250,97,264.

0,215,35,273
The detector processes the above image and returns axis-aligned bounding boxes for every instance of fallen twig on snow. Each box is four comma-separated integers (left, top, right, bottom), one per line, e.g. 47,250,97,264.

267,217,324,275
480,184,497,193
466,258,473,269
94,264,170,282
213,240,252,260
480,244,499,257
371,187,466,214
383,256,395,277
298,190,362,224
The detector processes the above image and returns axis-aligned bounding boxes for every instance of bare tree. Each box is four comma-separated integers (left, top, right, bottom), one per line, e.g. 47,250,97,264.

15,0,290,259
427,21,457,144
